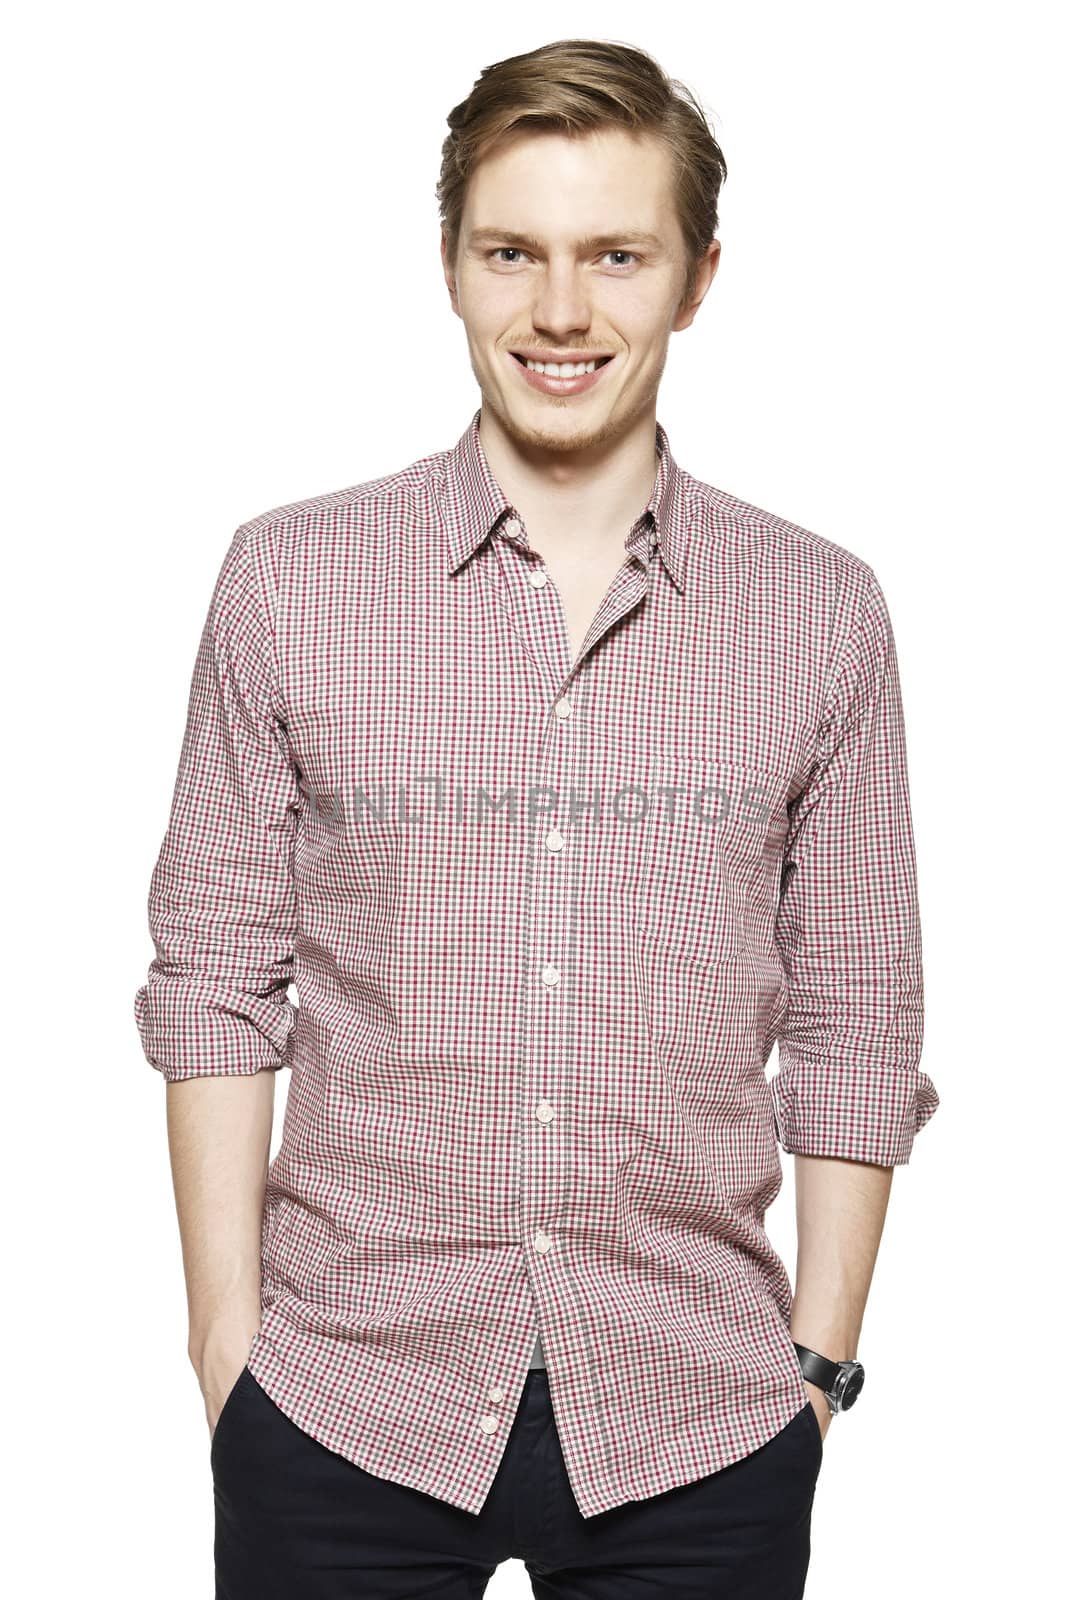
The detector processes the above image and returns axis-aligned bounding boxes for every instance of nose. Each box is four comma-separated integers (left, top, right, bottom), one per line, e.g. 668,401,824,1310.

529,259,593,345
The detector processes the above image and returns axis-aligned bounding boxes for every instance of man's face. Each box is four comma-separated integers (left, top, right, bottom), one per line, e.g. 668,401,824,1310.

444,128,719,456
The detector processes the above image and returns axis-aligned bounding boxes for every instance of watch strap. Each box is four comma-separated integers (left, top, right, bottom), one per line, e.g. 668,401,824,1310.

792,1342,842,1392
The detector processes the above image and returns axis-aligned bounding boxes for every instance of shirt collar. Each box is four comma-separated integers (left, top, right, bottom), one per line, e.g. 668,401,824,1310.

439,406,689,592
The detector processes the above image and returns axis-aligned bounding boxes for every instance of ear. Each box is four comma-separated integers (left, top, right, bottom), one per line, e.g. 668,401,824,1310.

673,239,721,333
442,230,461,318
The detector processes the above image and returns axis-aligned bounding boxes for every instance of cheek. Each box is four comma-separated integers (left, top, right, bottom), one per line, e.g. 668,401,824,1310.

459,273,527,327
602,281,675,336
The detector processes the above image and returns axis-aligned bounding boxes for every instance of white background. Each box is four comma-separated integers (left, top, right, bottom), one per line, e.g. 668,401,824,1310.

4,2,1066,1593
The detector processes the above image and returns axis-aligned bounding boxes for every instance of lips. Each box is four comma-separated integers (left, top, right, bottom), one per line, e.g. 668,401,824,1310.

509,351,617,397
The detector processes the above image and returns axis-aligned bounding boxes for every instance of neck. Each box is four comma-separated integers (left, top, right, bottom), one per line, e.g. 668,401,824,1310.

477,402,660,560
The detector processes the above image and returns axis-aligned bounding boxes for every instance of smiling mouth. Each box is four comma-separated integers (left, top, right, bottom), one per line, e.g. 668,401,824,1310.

510,352,614,371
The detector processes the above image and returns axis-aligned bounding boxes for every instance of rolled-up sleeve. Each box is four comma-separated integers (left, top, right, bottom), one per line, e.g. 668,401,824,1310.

769,567,939,1165
134,528,302,1081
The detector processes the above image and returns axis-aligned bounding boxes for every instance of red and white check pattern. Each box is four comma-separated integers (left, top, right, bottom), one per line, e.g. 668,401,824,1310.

135,407,938,1518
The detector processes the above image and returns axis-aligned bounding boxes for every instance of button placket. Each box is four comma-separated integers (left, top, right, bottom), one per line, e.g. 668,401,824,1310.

521,524,585,1379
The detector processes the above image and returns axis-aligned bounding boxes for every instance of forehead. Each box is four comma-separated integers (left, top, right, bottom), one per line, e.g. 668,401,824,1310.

462,128,677,235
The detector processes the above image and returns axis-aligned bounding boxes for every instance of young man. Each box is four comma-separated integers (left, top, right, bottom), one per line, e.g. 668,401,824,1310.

136,38,939,1599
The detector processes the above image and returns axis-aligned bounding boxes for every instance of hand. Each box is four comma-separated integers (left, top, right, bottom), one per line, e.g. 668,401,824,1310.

192,1327,259,1441
803,1378,833,1442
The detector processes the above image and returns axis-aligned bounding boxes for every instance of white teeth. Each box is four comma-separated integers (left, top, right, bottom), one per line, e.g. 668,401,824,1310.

524,358,599,376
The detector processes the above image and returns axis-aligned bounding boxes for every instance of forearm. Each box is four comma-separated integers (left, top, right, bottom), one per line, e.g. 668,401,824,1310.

165,1071,275,1366
788,1153,893,1360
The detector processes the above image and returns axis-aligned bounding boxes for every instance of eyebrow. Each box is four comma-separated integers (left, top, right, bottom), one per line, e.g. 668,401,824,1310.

466,227,665,253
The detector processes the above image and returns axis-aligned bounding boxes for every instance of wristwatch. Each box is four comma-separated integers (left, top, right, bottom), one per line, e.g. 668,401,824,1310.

793,1342,865,1414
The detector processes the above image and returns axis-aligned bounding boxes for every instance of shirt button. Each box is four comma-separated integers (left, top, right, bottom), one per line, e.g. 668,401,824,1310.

534,1229,554,1254
479,1413,500,1433
541,963,560,988
529,568,549,588
554,697,572,719
504,517,523,538
488,1386,505,1403
545,828,564,852
535,1099,555,1123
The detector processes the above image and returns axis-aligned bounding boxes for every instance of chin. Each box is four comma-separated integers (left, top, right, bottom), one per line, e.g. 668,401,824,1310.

485,392,624,457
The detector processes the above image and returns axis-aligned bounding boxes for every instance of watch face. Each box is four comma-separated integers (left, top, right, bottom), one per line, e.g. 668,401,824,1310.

840,1365,865,1410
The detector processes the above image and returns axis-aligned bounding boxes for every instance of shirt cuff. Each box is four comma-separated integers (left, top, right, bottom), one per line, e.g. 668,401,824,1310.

770,1053,940,1166
134,980,295,1082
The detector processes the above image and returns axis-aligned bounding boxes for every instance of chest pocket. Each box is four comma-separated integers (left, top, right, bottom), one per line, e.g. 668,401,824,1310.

629,753,786,970
620,756,736,969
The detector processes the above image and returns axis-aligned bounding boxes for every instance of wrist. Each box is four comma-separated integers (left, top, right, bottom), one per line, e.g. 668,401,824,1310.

188,1313,261,1375
789,1312,858,1365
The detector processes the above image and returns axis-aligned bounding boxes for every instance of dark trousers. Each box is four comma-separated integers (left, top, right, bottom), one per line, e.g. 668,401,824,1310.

213,1364,822,1598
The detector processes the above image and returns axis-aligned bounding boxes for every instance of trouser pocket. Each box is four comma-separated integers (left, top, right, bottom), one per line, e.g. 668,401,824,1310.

210,1364,251,1459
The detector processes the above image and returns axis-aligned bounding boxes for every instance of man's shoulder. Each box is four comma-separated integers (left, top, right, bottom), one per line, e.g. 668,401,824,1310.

683,470,878,593
232,440,451,550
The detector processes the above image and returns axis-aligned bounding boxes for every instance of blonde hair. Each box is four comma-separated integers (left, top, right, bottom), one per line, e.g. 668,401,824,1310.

436,38,728,310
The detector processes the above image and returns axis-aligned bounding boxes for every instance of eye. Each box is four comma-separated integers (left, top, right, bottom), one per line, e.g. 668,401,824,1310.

486,247,641,270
